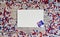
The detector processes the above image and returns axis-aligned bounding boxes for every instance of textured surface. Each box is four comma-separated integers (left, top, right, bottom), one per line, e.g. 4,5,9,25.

0,0,60,37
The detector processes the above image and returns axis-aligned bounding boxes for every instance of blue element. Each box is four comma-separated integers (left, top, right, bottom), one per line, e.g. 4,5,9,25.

0,26,2,30
36,30,38,32
37,20,44,27
59,26,60,30
58,16,60,18
28,0,33,1
49,35,54,37
38,24,40,27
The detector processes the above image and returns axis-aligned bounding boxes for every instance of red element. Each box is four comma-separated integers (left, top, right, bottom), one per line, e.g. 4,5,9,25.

8,24,11,27
0,12,2,15
42,0,48,4
35,4,39,8
6,2,12,9
57,24,60,26
54,0,56,2
5,17,9,23
11,1,14,5
19,8,23,10
26,4,31,7
47,28,50,33
39,32,42,37
4,9,6,16
22,0,27,2
43,32,48,36
6,12,10,14
2,22,4,25
32,32,36,35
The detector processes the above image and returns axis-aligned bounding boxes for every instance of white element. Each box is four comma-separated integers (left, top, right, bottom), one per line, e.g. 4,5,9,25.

17,10,44,27
40,25,44,27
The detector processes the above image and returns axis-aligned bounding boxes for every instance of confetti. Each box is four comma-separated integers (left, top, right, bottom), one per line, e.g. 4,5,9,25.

0,0,60,37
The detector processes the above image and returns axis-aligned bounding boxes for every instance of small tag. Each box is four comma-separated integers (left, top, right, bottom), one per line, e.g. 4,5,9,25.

37,20,44,27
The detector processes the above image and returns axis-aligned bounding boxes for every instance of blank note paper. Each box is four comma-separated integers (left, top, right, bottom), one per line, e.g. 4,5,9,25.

17,10,44,27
